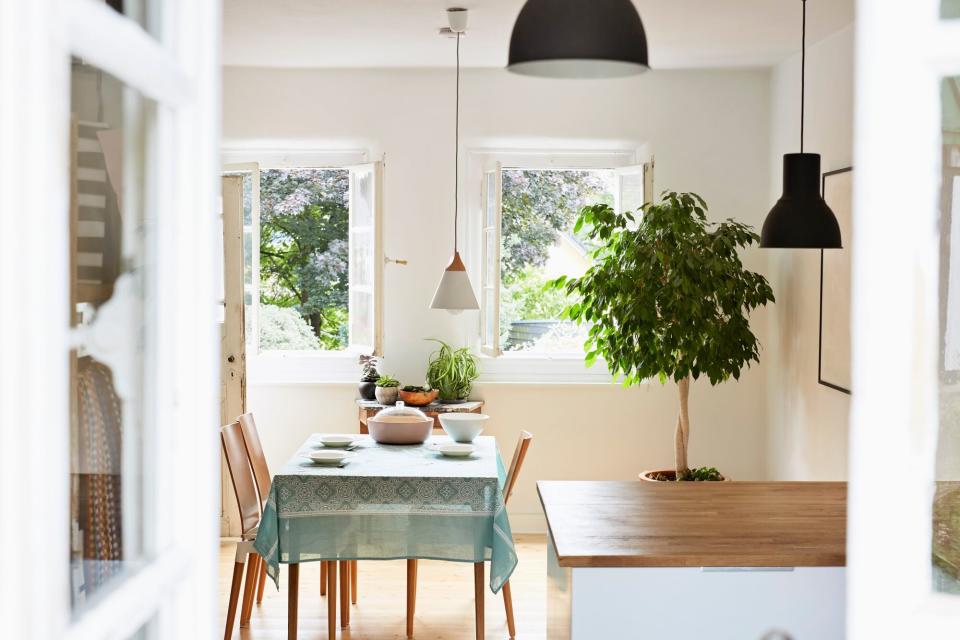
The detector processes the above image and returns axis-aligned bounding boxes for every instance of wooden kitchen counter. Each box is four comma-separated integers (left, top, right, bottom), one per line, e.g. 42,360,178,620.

539,481,848,639
538,480,847,568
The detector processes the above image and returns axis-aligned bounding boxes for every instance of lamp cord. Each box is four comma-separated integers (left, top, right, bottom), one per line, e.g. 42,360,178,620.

454,31,461,253
800,0,806,153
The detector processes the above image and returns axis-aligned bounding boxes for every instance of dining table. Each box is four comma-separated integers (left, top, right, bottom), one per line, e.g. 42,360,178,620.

253,433,518,639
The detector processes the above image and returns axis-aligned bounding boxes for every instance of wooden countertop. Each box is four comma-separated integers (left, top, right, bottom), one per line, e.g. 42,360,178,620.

538,481,846,568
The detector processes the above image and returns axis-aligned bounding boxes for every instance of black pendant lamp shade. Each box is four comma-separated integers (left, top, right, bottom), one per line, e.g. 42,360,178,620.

760,0,841,249
507,0,649,79
761,153,841,248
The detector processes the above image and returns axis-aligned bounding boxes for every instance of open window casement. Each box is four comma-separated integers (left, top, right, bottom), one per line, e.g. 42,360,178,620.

614,160,654,227
346,161,383,355
480,161,502,357
222,162,260,353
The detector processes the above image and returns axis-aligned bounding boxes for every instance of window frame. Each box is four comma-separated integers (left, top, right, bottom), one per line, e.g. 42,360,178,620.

467,148,650,383
220,149,383,383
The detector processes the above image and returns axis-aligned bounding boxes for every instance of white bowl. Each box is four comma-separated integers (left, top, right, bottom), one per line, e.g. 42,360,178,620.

307,450,351,465
438,413,489,443
436,443,475,458
319,435,354,448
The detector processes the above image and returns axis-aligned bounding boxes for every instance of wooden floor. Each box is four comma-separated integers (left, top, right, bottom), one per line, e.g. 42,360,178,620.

218,535,547,639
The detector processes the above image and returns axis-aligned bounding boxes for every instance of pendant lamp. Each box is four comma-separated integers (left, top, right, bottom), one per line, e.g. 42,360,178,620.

507,0,649,79
761,0,841,249
431,8,479,313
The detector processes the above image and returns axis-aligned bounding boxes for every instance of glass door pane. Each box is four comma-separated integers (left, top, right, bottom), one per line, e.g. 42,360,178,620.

69,59,153,614
935,78,960,595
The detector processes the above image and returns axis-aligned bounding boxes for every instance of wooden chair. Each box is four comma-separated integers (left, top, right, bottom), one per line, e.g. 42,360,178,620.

238,412,356,638
406,430,533,640
221,421,264,640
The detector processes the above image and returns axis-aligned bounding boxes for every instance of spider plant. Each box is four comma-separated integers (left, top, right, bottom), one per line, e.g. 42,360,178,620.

426,339,479,402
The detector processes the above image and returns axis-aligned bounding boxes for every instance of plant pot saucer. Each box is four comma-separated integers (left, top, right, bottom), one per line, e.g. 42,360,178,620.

639,469,730,482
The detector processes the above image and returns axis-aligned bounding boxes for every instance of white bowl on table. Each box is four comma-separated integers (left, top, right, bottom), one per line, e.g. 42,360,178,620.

319,435,354,448
306,450,351,466
436,443,475,458
438,413,489,443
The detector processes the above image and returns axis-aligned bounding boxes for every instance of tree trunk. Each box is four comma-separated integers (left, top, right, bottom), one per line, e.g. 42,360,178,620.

674,376,691,477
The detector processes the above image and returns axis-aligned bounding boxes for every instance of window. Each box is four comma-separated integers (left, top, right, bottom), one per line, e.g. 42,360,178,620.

224,159,382,360
479,153,652,363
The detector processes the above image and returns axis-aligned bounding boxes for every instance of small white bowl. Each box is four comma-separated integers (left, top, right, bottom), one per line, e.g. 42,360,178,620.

319,435,354,448
436,443,475,458
307,450,351,465
438,413,489,443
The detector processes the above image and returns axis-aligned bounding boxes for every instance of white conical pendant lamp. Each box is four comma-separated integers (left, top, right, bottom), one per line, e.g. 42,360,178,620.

431,8,479,313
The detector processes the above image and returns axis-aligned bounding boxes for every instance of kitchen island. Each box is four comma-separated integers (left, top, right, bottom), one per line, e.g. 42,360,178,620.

538,481,846,639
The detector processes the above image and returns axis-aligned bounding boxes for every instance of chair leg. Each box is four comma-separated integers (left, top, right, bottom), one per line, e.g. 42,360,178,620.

339,560,350,628
256,556,267,604
502,580,516,638
320,560,327,596
406,559,418,638
224,560,245,640
327,560,338,640
350,559,358,604
288,563,299,640
474,562,485,640
240,552,259,626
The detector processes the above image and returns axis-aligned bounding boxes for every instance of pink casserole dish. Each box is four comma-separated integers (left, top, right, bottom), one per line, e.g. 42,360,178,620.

367,402,434,444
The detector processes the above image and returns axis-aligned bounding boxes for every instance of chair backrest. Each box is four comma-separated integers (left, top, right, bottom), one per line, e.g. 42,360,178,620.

503,430,533,506
237,412,271,505
221,421,261,536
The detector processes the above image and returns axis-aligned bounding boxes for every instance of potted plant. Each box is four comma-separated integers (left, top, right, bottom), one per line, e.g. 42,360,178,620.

426,339,479,403
358,355,380,401
374,374,400,405
551,192,774,481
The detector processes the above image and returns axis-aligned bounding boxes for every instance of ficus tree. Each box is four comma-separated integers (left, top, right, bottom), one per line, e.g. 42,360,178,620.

550,191,774,478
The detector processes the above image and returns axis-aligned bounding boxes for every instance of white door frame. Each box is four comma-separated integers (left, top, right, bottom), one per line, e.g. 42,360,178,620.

849,1,960,637
0,0,221,638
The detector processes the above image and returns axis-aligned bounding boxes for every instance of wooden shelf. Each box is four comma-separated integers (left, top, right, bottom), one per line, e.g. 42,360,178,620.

538,480,846,568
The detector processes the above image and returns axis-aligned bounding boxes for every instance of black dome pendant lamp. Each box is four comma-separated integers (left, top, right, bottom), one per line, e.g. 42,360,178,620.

507,0,649,79
761,0,841,249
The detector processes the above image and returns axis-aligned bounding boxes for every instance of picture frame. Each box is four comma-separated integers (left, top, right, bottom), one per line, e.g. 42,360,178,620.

818,166,854,395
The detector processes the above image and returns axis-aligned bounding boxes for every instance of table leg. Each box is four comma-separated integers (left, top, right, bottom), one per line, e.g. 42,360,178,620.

340,560,350,628
320,561,327,596
327,559,338,640
350,560,358,604
288,563,299,640
406,559,418,638
256,556,267,604
474,562,484,640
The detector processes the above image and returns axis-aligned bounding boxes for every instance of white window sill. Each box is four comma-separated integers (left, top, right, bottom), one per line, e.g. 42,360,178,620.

478,352,618,384
247,350,362,385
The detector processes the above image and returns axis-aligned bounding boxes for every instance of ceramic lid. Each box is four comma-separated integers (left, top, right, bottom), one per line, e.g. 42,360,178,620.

374,401,430,420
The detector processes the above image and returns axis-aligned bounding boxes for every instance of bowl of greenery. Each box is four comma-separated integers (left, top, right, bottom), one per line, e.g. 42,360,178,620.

398,385,439,407
426,339,479,403
374,374,401,405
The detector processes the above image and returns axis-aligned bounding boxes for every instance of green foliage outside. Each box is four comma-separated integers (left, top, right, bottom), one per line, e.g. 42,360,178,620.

499,170,612,349
551,192,774,476
259,169,349,350
258,304,321,350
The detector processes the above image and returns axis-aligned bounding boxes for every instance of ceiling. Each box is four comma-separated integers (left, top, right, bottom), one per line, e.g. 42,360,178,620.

223,0,854,70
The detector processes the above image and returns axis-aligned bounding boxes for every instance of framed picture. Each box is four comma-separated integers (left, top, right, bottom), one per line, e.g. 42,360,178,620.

818,166,853,395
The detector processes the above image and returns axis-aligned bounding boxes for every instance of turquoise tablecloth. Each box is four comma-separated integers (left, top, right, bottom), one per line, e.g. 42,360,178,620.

254,434,517,594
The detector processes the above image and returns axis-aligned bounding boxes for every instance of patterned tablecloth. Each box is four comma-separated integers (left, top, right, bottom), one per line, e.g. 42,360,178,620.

254,434,517,594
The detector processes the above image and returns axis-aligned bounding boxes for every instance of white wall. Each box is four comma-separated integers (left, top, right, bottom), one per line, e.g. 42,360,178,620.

223,66,774,531
766,26,855,480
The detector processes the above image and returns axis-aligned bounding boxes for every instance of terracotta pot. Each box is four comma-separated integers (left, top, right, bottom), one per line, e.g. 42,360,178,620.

374,386,399,405
638,469,730,482
398,389,439,407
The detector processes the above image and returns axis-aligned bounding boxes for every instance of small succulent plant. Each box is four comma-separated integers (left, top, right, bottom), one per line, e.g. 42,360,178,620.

359,354,380,382
375,374,400,388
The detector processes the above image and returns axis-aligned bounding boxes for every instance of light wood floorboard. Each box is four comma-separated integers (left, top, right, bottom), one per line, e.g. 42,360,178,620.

218,534,547,639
